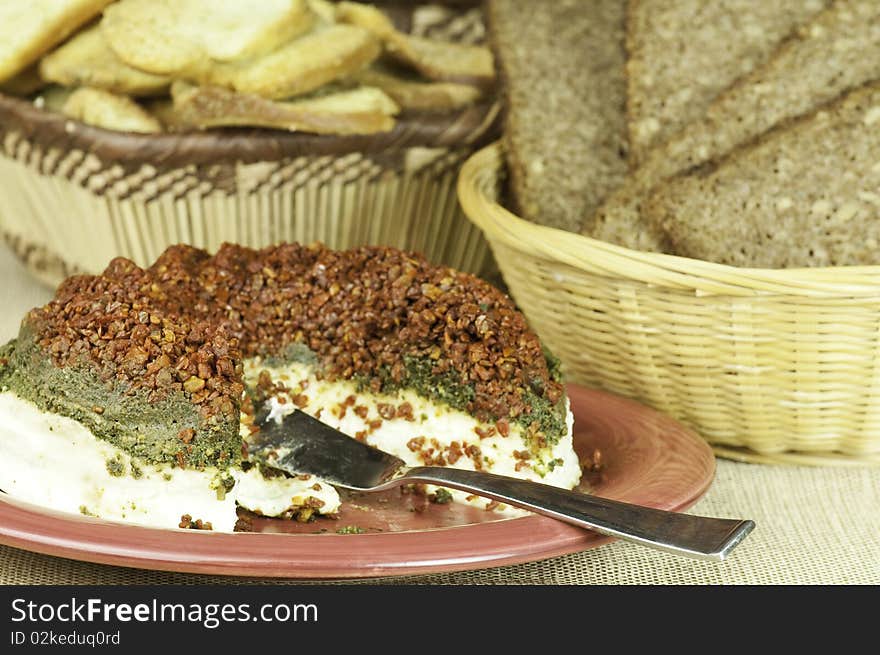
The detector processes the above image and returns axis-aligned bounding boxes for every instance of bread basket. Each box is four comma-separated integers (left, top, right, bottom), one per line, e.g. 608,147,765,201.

458,142,880,466
0,2,499,287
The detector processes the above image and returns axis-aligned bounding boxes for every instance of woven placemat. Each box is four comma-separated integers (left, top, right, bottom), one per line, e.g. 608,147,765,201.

1,247,877,585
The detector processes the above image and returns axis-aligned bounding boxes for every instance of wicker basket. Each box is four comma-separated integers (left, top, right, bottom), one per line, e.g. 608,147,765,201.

458,142,880,466
0,2,499,287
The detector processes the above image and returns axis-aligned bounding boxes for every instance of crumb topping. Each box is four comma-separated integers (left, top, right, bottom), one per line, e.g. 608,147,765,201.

179,514,213,530
25,242,563,430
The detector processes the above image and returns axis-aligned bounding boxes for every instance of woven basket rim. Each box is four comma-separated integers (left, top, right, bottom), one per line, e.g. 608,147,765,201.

0,92,502,168
457,142,880,298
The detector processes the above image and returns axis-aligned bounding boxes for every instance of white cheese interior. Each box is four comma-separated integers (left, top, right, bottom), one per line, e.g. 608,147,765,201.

0,358,581,530
247,359,581,517
0,391,340,532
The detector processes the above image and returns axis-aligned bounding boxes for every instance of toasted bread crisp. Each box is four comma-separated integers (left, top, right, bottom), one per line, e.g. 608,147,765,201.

389,36,495,87
62,87,162,133
306,0,338,23
336,1,397,39
0,0,112,83
201,23,381,99
34,85,75,113
337,1,494,86
170,81,398,135
644,82,880,268
354,66,482,111
101,0,316,76
40,23,171,96
144,98,176,129
0,64,45,96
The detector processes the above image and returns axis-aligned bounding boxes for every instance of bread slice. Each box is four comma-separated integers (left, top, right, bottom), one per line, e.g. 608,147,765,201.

62,87,162,133
169,81,398,135
40,23,171,96
101,0,316,76
486,0,629,233
590,0,880,253
626,0,828,167
644,82,880,268
0,0,111,83
588,179,672,252
644,0,880,184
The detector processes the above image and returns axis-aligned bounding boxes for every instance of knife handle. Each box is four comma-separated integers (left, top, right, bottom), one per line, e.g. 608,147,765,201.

399,466,754,561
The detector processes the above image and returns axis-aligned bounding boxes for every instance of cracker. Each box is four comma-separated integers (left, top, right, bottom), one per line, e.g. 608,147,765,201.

201,23,381,99
101,0,316,76
306,0,337,23
169,81,398,135
389,36,496,87
0,0,112,83
62,86,162,133
33,85,75,113
0,64,45,96
144,98,176,130
40,23,171,97
336,2,398,40
354,65,482,111
337,2,495,86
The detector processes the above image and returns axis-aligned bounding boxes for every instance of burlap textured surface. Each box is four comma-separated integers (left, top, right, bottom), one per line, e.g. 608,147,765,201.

1,247,877,585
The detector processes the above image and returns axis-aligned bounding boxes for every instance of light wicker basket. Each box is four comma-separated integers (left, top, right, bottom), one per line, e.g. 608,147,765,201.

0,1,499,287
458,142,880,466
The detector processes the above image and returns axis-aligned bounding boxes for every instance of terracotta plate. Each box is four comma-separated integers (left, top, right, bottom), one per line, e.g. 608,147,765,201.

0,384,715,579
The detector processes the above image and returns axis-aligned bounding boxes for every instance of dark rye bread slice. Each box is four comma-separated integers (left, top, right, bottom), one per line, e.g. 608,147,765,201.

625,0,827,167
643,81,880,269
643,0,880,188
587,176,672,253
486,0,628,233
590,0,880,253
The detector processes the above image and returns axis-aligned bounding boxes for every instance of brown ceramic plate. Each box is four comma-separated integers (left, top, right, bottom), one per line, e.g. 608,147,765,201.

0,383,715,579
